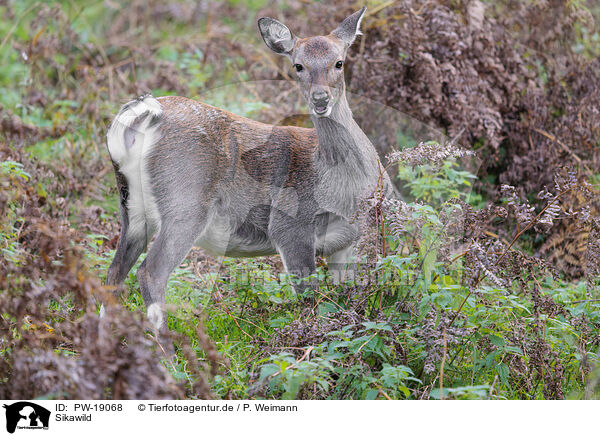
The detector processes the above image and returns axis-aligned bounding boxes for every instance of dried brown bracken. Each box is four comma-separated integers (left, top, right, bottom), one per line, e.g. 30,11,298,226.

0,115,217,402
273,0,599,277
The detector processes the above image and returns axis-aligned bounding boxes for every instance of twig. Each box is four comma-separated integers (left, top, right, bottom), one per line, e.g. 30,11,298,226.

439,328,447,400
149,333,178,373
377,386,393,400
533,127,593,176
269,346,314,379
494,186,573,267
449,250,469,264
256,48,292,83
227,310,271,337
366,0,397,17
216,301,253,339
0,2,41,53
312,288,345,312
356,332,377,354
448,185,574,329
566,299,600,305
488,374,498,399
81,163,112,200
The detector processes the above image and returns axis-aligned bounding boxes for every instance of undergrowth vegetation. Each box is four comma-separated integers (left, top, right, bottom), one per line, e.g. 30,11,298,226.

1,0,599,399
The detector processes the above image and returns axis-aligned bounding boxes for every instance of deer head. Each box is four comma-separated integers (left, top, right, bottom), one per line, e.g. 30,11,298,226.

258,7,366,118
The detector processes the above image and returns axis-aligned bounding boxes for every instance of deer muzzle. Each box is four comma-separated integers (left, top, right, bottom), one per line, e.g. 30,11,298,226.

311,89,331,116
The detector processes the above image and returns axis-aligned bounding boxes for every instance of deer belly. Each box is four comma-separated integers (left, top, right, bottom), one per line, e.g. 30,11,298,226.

196,216,275,258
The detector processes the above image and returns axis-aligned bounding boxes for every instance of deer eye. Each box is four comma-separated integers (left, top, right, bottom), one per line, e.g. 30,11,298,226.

335,60,344,69
294,64,303,72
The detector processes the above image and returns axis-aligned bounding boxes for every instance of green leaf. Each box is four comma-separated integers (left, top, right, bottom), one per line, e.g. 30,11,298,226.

422,248,437,289
317,302,339,316
505,346,524,356
365,389,379,400
489,334,505,347
497,362,509,386
361,321,393,332
258,364,279,382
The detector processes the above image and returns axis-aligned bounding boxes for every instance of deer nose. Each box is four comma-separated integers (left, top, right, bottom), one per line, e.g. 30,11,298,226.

311,90,329,105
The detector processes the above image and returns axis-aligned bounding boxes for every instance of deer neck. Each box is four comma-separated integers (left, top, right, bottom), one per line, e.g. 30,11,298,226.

311,93,381,216
312,94,367,167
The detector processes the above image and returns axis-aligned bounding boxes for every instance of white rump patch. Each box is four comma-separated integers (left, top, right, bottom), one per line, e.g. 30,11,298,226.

106,95,163,242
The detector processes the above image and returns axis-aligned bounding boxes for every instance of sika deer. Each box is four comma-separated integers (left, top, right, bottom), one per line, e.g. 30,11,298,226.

105,7,393,333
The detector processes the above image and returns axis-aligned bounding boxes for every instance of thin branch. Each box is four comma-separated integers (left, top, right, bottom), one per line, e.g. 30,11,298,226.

439,328,447,400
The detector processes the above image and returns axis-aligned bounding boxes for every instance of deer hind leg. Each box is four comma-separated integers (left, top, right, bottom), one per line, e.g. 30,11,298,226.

104,95,162,315
102,166,149,319
106,167,147,287
102,212,146,318
137,213,207,334
107,230,147,286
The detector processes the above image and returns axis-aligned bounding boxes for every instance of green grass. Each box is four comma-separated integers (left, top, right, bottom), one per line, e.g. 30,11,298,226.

82,209,600,399
2,0,599,400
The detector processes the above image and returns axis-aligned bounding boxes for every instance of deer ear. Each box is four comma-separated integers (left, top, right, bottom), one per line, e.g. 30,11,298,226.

258,17,296,56
331,6,366,46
